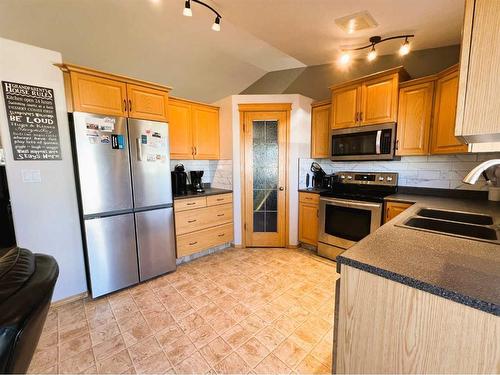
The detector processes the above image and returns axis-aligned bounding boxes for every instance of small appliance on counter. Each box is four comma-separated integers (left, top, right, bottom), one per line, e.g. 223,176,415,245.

310,162,326,188
171,163,188,196
190,170,205,193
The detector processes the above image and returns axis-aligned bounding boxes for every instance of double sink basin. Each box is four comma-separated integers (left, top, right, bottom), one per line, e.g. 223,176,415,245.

399,207,499,244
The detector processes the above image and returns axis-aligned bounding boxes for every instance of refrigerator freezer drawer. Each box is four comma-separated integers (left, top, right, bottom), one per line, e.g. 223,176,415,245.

176,223,233,258
136,207,176,281
84,214,139,298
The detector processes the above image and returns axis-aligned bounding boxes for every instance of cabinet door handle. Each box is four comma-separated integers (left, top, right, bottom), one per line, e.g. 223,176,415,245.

395,139,399,150
218,233,225,237
360,111,363,121
123,99,127,112
128,99,132,112
189,241,198,245
187,219,197,223
217,214,224,217
355,112,358,122
194,146,197,155
186,202,196,206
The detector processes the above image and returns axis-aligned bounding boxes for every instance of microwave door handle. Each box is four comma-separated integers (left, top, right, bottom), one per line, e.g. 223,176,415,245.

375,130,382,154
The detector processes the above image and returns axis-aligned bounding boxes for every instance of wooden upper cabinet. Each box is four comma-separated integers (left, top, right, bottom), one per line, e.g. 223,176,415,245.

396,78,435,156
331,84,359,129
70,72,127,117
360,73,398,125
330,67,408,129
58,63,171,120
430,66,468,154
456,0,500,143
311,101,331,158
192,105,220,160
126,84,168,122
168,98,193,159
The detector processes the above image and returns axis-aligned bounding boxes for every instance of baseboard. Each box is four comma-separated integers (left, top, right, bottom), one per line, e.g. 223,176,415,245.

232,243,244,249
51,291,88,308
287,244,300,249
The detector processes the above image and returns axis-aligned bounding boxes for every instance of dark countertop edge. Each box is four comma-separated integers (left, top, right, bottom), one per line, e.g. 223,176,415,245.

298,188,328,194
173,189,233,200
395,186,489,200
336,255,499,317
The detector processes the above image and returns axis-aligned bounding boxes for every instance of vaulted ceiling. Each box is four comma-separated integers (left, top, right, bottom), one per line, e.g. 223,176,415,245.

0,0,464,102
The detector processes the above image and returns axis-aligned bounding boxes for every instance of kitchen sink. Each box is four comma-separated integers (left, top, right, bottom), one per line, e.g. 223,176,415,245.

403,217,498,241
416,208,493,225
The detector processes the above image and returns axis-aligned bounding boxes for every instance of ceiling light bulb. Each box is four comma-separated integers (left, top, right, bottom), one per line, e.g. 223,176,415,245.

211,16,221,31
183,0,192,16
367,46,377,61
399,39,411,56
339,52,351,65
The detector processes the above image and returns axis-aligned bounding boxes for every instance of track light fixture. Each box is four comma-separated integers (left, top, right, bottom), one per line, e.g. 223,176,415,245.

340,34,414,64
183,0,222,32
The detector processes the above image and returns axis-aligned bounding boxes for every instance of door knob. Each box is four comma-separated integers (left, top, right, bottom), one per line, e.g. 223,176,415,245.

279,187,284,191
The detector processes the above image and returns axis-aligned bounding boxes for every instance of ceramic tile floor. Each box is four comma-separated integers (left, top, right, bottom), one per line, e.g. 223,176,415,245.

29,247,339,374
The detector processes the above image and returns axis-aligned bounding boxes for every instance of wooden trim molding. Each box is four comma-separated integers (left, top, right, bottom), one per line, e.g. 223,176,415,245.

170,95,220,110
311,99,331,107
399,74,437,88
51,291,88,309
56,63,172,92
238,103,292,112
329,66,409,90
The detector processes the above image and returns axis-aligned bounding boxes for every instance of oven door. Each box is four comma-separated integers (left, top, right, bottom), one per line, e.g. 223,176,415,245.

318,197,382,249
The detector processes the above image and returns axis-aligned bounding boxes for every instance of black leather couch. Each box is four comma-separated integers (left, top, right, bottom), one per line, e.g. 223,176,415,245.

0,247,59,374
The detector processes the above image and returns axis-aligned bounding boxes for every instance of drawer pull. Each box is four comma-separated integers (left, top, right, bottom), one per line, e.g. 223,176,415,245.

217,214,224,217
218,234,225,237
186,202,196,206
189,241,198,245
187,219,197,223
216,198,224,201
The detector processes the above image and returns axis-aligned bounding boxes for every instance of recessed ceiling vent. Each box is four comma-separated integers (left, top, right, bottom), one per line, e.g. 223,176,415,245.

335,11,378,34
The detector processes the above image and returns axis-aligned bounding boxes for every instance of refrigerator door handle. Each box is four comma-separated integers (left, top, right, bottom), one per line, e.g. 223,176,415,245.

136,137,143,161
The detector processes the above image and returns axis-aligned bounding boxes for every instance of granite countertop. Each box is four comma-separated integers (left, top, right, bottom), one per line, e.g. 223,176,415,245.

298,188,329,194
337,193,500,316
173,188,232,200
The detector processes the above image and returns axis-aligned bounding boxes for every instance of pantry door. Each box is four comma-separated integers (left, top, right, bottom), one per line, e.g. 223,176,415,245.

240,104,290,247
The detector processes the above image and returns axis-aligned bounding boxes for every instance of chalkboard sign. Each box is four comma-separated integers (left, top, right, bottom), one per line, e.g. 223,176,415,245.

2,81,62,160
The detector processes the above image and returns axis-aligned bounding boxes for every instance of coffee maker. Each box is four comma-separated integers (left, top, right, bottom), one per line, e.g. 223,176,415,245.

190,170,205,193
171,164,188,195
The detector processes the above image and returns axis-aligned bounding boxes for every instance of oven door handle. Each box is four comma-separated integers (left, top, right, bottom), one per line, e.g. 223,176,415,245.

375,130,382,154
321,197,382,210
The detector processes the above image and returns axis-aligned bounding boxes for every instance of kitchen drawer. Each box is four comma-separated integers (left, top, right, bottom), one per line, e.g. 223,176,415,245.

299,192,320,204
174,196,207,212
207,193,233,206
177,223,233,258
175,203,233,235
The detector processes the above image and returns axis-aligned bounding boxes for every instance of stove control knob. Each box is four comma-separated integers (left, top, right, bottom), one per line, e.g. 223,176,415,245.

347,176,353,180
340,175,345,179
387,176,393,182
378,176,385,181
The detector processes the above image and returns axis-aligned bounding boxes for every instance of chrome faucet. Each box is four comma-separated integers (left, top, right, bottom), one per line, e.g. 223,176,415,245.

463,159,500,201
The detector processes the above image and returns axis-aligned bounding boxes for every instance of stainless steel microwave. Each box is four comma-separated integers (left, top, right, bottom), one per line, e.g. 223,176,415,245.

330,123,396,161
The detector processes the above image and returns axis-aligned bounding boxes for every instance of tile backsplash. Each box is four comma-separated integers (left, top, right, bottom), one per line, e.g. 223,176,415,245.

299,153,500,190
170,159,232,190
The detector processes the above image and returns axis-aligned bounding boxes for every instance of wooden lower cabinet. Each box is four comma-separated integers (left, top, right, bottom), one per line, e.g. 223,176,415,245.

177,223,233,258
174,193,233,258
384,201,413,223
298,192,319,246
335,265,499,373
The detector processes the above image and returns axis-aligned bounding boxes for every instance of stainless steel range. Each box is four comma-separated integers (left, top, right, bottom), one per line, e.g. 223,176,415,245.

318,171,398,261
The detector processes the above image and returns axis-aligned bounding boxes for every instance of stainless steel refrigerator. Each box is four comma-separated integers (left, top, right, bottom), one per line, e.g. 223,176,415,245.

70,112,176,298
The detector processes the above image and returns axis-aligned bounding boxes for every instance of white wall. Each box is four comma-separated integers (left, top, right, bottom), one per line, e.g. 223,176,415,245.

214,94,313,246
0,38,87,301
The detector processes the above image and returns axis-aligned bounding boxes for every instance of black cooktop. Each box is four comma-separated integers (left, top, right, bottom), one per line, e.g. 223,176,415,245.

319,171,398,203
